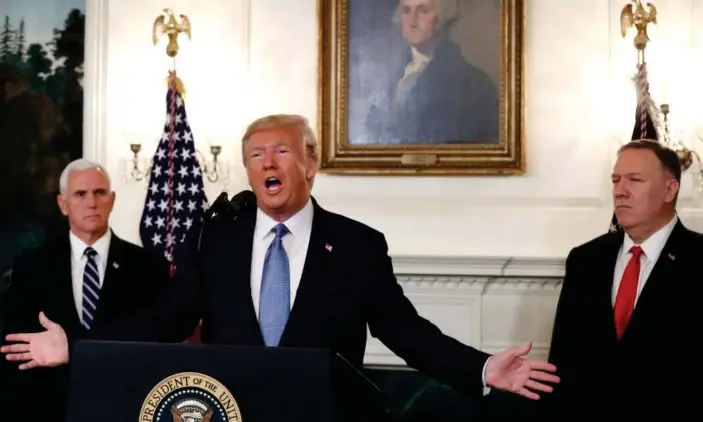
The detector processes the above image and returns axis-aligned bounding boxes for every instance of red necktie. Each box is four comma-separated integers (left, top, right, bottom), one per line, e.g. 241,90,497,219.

613,246,644,339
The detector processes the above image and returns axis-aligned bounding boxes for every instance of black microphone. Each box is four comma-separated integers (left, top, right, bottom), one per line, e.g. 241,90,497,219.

203,190,257,221
197,190,257,252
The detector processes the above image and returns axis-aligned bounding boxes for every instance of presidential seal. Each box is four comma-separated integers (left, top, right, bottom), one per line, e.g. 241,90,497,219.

139,372,242,422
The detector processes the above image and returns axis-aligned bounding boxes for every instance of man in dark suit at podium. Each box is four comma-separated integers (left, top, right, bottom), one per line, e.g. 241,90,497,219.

0,160,172,422
4,116,559,406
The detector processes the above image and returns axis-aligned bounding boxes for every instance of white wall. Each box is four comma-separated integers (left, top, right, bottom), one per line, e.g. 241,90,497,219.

86,0,703,259
82,0,703,363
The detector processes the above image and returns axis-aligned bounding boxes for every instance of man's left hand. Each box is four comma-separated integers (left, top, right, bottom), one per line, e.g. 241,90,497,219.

485,341,559,400
0,312,69,370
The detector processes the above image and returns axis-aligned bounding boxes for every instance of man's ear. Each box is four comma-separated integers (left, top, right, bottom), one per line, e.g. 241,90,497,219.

57,194,69,216
665,179,680,204
305,155,318,182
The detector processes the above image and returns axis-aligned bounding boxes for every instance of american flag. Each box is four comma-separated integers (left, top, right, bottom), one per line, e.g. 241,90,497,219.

139,73,208,274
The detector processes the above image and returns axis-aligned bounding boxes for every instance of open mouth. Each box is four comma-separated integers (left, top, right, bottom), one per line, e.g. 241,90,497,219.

264,176,282,194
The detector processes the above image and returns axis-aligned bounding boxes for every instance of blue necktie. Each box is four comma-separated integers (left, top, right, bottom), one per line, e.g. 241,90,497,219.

82,247,101,329
259,223,290,346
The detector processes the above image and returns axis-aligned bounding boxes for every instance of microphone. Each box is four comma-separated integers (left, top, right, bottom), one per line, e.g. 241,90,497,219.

197,190,257,252
204,190,257,221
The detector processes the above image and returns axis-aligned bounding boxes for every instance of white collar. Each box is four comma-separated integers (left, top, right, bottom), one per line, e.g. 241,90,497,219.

69,229,112,261
410,46,432,64
622,214,678,261
254,199,314,240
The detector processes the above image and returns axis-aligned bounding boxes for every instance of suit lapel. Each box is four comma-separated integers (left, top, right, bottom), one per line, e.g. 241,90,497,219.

224,209,263,345
49,236,82,331
279,201,333,346
599,232,624,342
624,221,685,336
91,234,124,326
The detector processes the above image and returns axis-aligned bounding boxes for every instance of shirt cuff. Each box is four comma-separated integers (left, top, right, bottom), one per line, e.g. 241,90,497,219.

482,356,492,396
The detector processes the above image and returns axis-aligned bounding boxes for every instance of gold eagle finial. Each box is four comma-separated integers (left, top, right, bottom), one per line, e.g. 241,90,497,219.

152,8,191,58
620,1,657,53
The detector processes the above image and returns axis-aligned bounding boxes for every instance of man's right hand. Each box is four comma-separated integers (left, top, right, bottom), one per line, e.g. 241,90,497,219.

0,312,69,369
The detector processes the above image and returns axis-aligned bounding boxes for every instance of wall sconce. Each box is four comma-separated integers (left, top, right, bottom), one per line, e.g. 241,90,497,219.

196,145,229,183
122,143,229,184
127,143,152,181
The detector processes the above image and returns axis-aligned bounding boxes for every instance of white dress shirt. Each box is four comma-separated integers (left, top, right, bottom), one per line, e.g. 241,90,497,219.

69,230,111,317
249,199,314,319
611,215,677,306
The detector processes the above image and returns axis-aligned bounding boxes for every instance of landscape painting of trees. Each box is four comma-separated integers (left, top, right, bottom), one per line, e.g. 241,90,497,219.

0,0,85,318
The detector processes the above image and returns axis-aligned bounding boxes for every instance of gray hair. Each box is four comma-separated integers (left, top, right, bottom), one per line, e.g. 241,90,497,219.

59,158,111,195
240,114,318,164
391,0,460,32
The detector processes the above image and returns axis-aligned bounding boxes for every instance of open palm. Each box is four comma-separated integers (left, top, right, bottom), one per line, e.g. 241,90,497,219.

1,312,69,370
485,342,560,400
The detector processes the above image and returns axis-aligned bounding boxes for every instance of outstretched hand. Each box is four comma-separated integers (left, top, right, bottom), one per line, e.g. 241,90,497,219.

0,312,69,370
485,342,559,400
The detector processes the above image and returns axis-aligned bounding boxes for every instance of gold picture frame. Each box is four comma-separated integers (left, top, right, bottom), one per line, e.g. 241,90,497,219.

317,0,525,175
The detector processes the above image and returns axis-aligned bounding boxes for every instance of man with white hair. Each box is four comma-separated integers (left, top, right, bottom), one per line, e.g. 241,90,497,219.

0,158,173,422
364,0,499,144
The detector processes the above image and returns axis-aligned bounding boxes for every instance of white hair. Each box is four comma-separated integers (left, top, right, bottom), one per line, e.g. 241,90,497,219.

392,0,460,32
59,158,111,195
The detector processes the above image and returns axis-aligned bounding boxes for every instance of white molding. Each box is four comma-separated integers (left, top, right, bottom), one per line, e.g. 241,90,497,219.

391,255,566,278
364,265,563,366
83,0,110,163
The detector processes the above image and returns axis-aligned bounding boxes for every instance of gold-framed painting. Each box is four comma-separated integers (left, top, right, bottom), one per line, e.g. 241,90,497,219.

317,0,525,175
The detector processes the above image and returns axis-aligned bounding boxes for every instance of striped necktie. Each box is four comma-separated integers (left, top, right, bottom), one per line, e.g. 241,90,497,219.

82,247,101,329
259,223,290,346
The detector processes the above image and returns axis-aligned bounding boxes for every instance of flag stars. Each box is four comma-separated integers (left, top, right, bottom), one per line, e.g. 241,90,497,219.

138,90,207,267
151,233,161,245
176,183,187,195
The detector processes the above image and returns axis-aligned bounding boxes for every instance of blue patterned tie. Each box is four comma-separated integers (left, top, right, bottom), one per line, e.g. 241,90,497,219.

259,223,290,346
82,247,101,329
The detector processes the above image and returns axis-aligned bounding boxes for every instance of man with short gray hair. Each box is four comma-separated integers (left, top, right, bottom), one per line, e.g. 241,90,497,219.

0,159,173,422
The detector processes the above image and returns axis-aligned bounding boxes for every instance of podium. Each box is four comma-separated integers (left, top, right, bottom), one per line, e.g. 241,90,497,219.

65,341,386,422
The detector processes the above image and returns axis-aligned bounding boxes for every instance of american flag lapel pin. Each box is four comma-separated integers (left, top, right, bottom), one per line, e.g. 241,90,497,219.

113,261,120,269
325,243,333,252
667,253,675,261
